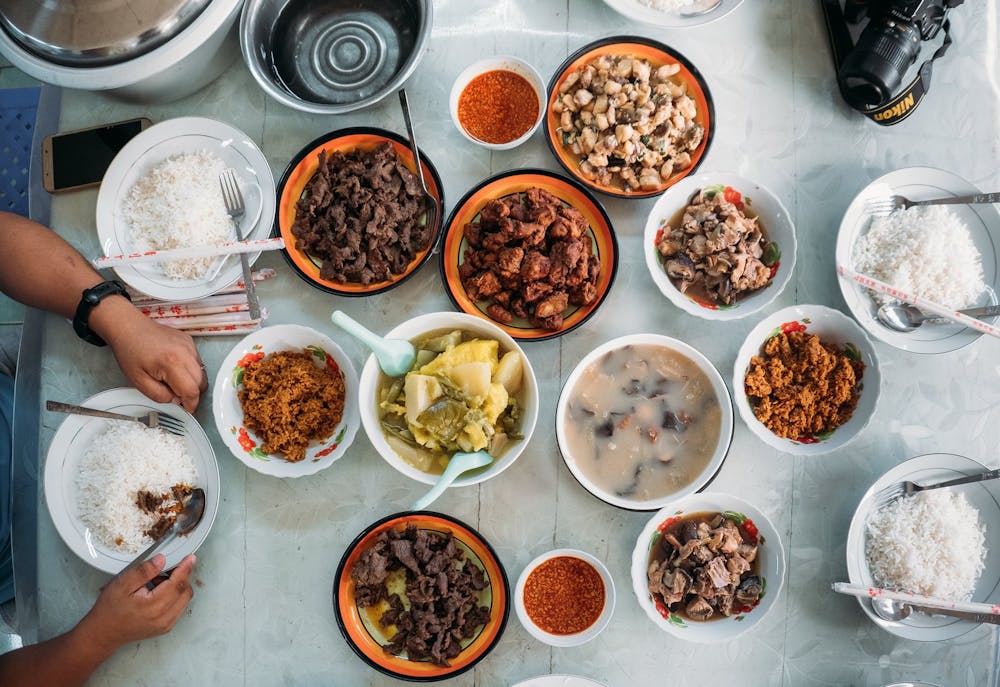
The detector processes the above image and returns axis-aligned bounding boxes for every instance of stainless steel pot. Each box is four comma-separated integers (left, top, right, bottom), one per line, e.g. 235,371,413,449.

0,0,243,103
240,0,432,114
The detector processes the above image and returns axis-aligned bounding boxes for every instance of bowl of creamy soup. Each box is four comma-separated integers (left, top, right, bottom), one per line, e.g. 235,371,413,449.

556,334,733,510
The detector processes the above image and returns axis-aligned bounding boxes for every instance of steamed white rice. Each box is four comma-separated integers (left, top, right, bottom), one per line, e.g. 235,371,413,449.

76,421,198,553
122,150,233,281
635,0,698,12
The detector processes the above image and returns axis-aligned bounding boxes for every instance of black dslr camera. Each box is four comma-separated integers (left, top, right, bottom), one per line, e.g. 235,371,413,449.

840,0,963,108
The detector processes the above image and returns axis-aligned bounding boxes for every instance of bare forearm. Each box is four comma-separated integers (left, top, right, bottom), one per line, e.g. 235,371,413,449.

0,211,107,319
0,623,116,687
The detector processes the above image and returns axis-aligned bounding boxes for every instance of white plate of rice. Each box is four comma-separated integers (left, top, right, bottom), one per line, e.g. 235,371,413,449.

846,453,1000,641
836,167,1000,354
96,116,275,302
44,388,220,574
601,0,744,27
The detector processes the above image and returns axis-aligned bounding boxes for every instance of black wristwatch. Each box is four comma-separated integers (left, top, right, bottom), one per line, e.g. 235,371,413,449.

73,280,132,347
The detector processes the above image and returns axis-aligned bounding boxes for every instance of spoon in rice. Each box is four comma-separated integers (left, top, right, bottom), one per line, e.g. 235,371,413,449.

119,488,206,577
876,302,1000,333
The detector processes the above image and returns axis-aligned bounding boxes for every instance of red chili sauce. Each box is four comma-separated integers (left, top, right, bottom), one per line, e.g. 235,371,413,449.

523,555,604,634
457,69,539,145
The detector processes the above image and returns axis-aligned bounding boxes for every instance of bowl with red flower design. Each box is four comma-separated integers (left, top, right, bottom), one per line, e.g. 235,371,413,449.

643,172,796,320
630,493,785,643
732,305,882,456
212,324,361,477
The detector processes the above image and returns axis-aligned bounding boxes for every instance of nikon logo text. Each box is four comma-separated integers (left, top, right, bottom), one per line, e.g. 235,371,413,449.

874,93,915,122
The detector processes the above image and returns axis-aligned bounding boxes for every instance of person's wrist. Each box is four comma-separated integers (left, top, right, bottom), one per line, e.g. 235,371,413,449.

69,613,122,665
86,294,140,348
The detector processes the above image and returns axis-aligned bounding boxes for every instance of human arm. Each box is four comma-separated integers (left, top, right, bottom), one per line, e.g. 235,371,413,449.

0,553,195,687
0,211,206,410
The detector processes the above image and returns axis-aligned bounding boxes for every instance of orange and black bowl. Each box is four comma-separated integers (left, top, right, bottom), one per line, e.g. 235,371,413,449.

333,511,509,682
545,36,715,199
439,168,618,341
275,127,445,296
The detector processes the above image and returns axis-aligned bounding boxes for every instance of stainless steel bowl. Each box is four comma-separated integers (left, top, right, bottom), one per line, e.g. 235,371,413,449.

240,0,432,114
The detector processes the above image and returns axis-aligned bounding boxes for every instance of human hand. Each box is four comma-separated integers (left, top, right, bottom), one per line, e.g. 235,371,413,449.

94,304,207,412
78,554,196,655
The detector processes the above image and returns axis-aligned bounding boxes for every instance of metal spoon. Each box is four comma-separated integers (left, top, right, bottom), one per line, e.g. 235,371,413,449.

876,302,1000,333
680,0,723,17
411,450,494,511
398,89,440,249
871,596,1000,624
330,310,415,377
119,488,206,576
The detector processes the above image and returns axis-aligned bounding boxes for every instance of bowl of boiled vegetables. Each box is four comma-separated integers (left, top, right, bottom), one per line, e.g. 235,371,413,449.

358,311,539,487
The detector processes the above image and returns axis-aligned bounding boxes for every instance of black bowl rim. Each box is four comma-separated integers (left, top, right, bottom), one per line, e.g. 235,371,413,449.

273,126,446,297
332,510,511,682
437,167,619,342
553,351,736,512
543,34,716,200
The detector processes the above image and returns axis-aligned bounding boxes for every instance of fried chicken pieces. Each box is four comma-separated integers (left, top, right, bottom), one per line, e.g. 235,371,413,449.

458,187,601,331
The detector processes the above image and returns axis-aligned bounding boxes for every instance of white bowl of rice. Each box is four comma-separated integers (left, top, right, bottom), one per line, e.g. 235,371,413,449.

847,453,1000,641
96,116,275,301
44,388,220,574
601,0,745,27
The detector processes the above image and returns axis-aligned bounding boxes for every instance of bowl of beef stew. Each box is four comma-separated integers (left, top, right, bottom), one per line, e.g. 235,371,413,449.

333,511,510,680
440,169,618,341
643,172,796,320
630,493,785,643
275,127,445,296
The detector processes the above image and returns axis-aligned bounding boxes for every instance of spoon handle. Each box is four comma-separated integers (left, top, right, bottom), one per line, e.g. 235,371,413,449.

412,478,452,512
398,90,428,193
119,522,181,577
918,468,1000,492
331,310,390,356
911,192,1000,207
905,603,1000,625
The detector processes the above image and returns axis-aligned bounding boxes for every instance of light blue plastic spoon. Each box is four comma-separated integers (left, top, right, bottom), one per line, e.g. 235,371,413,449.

411,450,494,511
331,310,415,377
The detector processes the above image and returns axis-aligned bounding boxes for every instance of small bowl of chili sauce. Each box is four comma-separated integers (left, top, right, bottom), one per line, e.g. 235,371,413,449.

514,548,615,647
449,56,546,150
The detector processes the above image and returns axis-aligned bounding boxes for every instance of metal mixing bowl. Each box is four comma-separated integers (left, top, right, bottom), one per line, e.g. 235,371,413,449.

240,0,432,113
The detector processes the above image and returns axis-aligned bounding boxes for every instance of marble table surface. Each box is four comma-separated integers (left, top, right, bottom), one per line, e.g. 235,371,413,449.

24,0,1000,685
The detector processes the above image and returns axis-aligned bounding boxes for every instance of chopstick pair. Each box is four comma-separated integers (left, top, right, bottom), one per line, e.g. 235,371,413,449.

831,582,1000,616
837,265,1000,339
126,268,277,304
92,237,285,269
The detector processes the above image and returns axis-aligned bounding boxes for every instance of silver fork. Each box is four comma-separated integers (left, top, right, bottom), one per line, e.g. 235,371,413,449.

45,400,186,436
872,468,1000,509
398,90,441,252
865,191,1000,217
219,170,262,320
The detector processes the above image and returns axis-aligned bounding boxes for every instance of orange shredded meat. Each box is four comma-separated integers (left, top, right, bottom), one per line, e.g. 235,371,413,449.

238,351,345,462
743,331,864,439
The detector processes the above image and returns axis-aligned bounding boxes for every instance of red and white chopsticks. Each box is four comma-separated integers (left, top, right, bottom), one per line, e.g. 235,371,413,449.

93,237,285,269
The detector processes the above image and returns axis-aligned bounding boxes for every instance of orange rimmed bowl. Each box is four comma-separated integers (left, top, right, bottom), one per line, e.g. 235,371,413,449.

275,127,445,296
333,511,510,682
544,36,714,199
439,169,618,341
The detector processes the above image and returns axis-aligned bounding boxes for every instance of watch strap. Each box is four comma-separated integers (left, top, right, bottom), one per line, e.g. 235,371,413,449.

73,280,131,347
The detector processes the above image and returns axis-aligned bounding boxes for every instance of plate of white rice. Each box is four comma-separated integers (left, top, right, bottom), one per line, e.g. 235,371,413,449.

44,388,220,574
836,167,999,354
95,116,275,302
846,453,1000,641
601,0,744,27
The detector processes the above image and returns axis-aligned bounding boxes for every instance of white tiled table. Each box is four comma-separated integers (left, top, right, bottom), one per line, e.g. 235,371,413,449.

26,1,1000,685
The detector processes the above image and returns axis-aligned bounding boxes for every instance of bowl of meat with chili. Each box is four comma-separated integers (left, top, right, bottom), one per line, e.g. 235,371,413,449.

211,324,361,478
733,305,882,456
630,493,785,643
545,36,714,199
439,169,617,341
333,511,510,681
275,127,445,296
643,172,797,321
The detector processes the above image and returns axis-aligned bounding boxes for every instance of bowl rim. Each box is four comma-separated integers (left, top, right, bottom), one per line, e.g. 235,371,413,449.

357,311,540,486
239,0,434,114
731,304,883,456
642,171,798,321
554,333,735,511
273,126,446,297
332,510,510,681
513,548,616,647
629,492,787,643
448,55,547,150
544,34,715,199
438,167,619,341
210,323,361,477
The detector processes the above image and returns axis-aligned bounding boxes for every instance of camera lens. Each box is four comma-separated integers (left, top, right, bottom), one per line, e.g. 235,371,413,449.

839,18,922,108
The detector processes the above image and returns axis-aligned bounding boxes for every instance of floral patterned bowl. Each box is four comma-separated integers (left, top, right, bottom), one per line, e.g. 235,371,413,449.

630,493,785,643
212,324,361,477
732,305,882,456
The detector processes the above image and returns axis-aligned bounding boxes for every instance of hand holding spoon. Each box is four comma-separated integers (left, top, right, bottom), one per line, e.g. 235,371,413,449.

411,451,494,511
331,310,414,376
119,488,206,576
